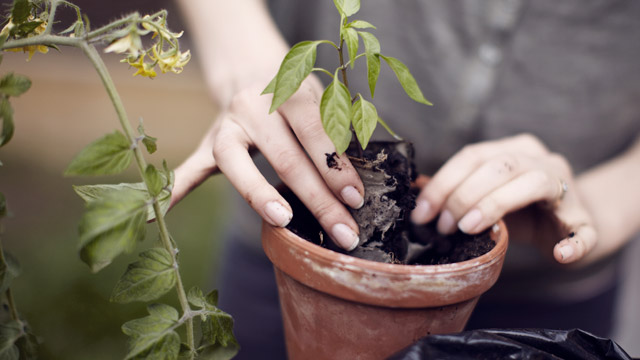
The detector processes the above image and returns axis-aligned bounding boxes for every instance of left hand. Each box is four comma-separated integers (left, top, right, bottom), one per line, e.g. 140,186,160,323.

410,133,596,264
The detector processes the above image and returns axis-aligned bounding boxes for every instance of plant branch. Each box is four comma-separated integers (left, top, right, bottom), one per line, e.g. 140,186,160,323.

79,41,195,356
44,0,61,35
312,67,334,79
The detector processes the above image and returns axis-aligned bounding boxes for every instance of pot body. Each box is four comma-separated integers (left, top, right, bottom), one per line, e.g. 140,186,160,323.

262,221,508,360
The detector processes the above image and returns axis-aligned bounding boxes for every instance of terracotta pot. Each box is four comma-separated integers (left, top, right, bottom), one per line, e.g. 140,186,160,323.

262,219,508,360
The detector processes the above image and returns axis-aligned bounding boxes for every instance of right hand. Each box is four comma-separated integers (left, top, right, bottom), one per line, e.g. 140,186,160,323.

171,77,365,251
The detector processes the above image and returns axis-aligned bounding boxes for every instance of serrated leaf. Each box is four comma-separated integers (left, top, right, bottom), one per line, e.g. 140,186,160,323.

346,20,375,29
0,73,31,97
377,116,403,141
78,189,148,272
342,27,358,69
351,96,378,150
333,0,360,17
379,55,432,106
320,73,352,155
269,41,321,113
358,32,381,98
0,98,14,148
123,304,181,360
11,0,31,24
145,165,164,197
111,248,177,303
73,180,172,222
200,311,237,349
261,76,276,95
65,131,133,176
187,287,219,310
0,252,21,294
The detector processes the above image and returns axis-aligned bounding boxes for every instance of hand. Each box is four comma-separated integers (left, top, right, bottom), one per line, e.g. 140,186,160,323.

410,134,596,264
171,77,365,251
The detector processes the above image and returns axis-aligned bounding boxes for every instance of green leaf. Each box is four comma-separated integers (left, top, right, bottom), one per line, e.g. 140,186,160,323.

11,21,43,38
0,98,14,148
78,188,148,272
358,32,381,98
0,252,21,294
377,116,403,141
379,55,432,106
261,76,276,95
346,20,376,29
351,95,378,150
333,0,360,17
269,41,321,113
200,311,237,349
187,287,219,310
342,27,358,69
0,321,21,360
320,73,352,155
73,181,172,222
0,73,31,97
137,122,158,154
144,165,164,197
11,0,31,24
111,248,177,303
122,304,181,360
197,342,239,360
15,332,38,360
65,131,133,176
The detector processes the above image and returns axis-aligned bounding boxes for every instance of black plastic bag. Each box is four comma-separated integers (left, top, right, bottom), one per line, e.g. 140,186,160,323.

388,328,634,360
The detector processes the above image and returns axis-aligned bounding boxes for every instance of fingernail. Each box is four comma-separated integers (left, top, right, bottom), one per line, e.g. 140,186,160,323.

458,209,483,234
264,201,293,227
559,245,574,260
341,186,364,209
437,210,456,235
411,199,432,224
331,223,359,251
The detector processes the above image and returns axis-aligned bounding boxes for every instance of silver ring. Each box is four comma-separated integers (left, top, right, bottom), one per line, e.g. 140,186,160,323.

559,179,568,201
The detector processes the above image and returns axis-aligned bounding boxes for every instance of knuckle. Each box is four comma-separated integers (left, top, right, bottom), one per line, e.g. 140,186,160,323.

517,133,549,154
488,154,520,175
311,196,341,226
548,152,572,174
274,148,306,179
446,192,474,215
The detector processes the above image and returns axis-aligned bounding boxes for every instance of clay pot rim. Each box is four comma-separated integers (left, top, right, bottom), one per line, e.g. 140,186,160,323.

266,220,508,276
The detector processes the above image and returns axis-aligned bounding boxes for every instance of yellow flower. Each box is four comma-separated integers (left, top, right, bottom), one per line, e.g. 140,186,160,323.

125,54,157,78
2,18,49,61
151,44,191,74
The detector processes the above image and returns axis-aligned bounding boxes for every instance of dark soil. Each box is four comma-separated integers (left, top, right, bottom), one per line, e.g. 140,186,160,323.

283,141,495,265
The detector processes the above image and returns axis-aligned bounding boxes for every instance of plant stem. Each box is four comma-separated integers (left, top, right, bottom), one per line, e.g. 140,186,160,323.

79,42,195,357
337,33,363,157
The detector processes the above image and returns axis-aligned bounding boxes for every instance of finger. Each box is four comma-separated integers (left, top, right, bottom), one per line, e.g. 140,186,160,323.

254,107,360,251
456,170,563,234
412,134,549,225
554,224,597,264
212,116,294,228
278,80,365,210
170,123,220,210
436,154,525,234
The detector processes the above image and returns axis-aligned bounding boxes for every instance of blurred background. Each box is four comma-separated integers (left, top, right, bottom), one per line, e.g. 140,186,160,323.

0,0,638,359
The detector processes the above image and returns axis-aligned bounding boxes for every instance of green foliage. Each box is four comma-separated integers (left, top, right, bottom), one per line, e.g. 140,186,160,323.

78,188,148,272
122,304,181,360
264,0,431,155
0,98,14,148
0,74,31,97
0,321,37,360
320,72,353,154
111,248,177,303
267,41,322,113
188,287,238,359
138,122,158,155
351,95,378,150
0,193,6,218
379,55,433,106
65,131,133,176
73,178,173,222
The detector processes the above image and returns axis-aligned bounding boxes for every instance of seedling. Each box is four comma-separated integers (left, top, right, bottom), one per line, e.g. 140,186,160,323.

264,0,432,155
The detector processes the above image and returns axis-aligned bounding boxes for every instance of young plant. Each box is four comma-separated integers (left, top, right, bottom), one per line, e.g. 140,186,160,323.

263,0,432,155
0,0,236,358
